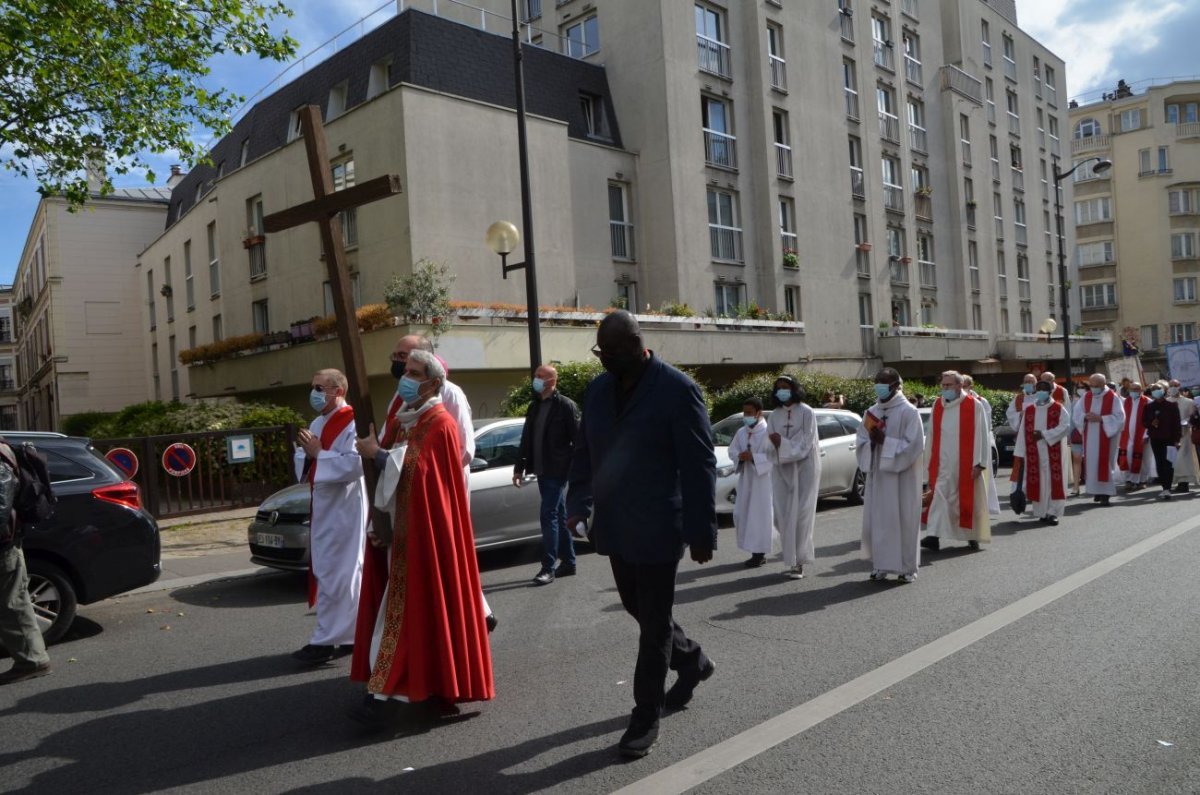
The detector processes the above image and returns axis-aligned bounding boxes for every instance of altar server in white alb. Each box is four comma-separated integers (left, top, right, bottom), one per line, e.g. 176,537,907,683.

766,376,819,580
728,397,775,569
921,371,992,552
1071,374,1125,506
292,368,367,665
856,368,925,583
1013,381,1072,525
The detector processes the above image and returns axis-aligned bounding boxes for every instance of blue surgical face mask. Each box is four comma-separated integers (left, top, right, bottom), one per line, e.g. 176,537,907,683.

942,388,959,402
1130,391,1142,400
309,388,329,413
874,383,893,401
1034,391,1051,404
532,377,546,394
1022,383,1035,395
398,375,424,405
742,415,757,427
775,388,793,404
1091,386,1105,396
1151,389,1165,399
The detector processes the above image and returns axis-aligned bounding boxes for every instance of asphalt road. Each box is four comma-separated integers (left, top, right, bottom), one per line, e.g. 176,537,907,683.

3,486,1200,795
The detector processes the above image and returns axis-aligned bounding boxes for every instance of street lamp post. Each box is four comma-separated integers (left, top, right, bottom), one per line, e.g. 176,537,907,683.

483,0,542,378
1052,155,1111,385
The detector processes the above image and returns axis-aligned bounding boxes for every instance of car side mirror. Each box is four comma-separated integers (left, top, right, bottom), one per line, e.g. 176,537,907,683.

470,457,489,472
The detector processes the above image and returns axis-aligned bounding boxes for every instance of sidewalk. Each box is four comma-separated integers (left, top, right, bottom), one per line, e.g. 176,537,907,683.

132,506,275,595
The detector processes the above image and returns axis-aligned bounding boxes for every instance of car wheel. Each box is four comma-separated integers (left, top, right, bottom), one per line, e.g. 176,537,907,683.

26,560,78,644
846,469,865,505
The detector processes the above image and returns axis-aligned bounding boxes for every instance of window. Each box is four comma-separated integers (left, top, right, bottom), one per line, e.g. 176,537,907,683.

206,221,220,297
327,81,348,119
707,188,742,261
910,163,929,192
965,177,977,228
767,24,786,91
1141,324,1160,351
714,282,744,316
1171,232,1196,260
615,280,637,312
779,197,797,261
1014,198,1027,244
985,77,996,124
1002,34,1016,80
1080,283,1117,308
783,285,800,320
474,424,525,469
854,213,870,276
843,59,860,118
773,110,792,178
252,300,270,334
216,161,225,180
323,274,362,315
287,106,304,142
1119,108,1142,132
163,256,174,322
183,240,194,311
1139,146,1170,175
917,233,935,287
146,269,156,330
1017,252,1031,299
239,139,250,168
331,157,357,247
1174,277,1198,303
997,249,1007,293
609,183,634,260
968,240,981,292
151,342,160,400
247,195,266,279
1076,241,1114,266
886,226,904,260
367,58,391,99
882,154,903,211
1033,55,1042,97
1048,115,1060,153
188,325,197,349
212,314,223,342
877,84,899,142
993,191,1004,238
871,15,893,71
695,5,730,77
960,113,972,164
702,96,735,168
1074,198,1112,224
1169,188,1199,214
989,134,1001,180
981,19,991,67
580,92,608,139
522,0,541,21
1074,117,1102,139
1073,158,1105,182
563,15,599,58
1020,307,1033,334
1169,323,1197,343
839,0,855,41
902,31,921,84
1166,102,1199,124
891,297,911,327
1044,65,1057,104
168,335,179,401
1006,89,1020,132
1036,108,1045,147
907,98,926,152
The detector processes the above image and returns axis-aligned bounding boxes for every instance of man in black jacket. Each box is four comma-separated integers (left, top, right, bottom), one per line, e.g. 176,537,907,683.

514,364,581,585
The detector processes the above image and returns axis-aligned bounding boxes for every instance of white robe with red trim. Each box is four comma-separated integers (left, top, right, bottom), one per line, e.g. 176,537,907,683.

1116,396,1157,485
1071,391,1125,497
924,394,992,544
856,392,925,576
293,402,367,646
1013,400,1072,519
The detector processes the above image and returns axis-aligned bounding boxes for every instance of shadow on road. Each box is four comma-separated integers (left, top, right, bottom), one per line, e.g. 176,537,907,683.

171,570,308,609
710,579,884,620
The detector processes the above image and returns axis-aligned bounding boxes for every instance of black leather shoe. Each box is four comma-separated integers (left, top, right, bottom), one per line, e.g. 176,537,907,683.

920,535,940,551
665,658,716,709
618,719,659,758
533,569,554,586
292,644,337,665
554,564,577,577
743,554,766,568
0,661,50,685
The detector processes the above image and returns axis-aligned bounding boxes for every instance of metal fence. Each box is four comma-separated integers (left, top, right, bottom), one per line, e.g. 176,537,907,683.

93,425,298,519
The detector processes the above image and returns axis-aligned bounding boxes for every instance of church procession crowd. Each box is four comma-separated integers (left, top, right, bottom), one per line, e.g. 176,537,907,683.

254,310,1200,759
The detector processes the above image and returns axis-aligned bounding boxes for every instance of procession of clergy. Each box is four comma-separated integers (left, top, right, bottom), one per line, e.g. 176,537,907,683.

732,367,1198,584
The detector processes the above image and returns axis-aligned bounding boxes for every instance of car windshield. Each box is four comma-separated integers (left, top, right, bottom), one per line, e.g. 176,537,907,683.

712,411,773,446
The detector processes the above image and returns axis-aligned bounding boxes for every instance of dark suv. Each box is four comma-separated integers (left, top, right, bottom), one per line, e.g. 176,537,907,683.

6,432,161,642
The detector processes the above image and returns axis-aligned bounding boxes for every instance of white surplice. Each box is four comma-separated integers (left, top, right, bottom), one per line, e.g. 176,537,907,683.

856,392,924,576
1172,395,1199,484
971,390,1001,516
1116,396,1156,485
924,394,992,544
1071,390,1125,497
1013,400,1072,519
767,403,820,567
728,419,775,555
293,402,367,646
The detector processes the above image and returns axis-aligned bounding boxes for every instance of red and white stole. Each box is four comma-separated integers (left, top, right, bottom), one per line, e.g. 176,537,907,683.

923,394,977,529
1024,402,1065,503
1117,396,1149,473
307,404,355,606
1083,390,1115,483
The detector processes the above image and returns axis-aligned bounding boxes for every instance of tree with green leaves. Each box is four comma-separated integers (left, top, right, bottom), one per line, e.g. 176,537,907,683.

0,0,297,204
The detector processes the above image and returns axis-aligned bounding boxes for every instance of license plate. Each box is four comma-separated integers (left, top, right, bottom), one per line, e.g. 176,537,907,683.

255,532,285,549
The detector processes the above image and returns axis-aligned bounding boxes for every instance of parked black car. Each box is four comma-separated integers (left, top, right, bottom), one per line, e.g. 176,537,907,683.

6,432,161,642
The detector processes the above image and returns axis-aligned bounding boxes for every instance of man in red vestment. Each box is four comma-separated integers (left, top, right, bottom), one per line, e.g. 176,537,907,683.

350,349,493,729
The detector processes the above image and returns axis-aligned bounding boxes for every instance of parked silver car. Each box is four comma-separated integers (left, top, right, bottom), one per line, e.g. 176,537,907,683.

248,418,543,571
713,408,865,514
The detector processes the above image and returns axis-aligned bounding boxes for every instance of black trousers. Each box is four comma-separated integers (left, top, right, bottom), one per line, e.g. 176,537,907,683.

1150,439,1175,490
609,552,705,725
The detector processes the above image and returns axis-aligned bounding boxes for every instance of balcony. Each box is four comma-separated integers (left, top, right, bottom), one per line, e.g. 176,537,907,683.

0,378,14,392
1177,121,1200,140
610,221,635,260
873,40,895,71
883,184,905,213
1072,134,1108,155
1012,168,1024,192
850,167,865,198
997,333,1104,361
889,260,910,285
940,65,983,105
909,124,927,153
697,35,732,79
914,193,933,221
856,249,872,277
879,112,900,143
248,242,267,280
775,142,793,179
878,326,991,363
703,129,737,169
781,232,798,261
905,56,923,86
845,88,860,119
769,55,787,91
709,224,743,262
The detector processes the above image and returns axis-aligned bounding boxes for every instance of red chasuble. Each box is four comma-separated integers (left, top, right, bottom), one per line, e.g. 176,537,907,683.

351,403,494,704
1083,390,1116,483
1023,402,1065,502
306,404,356,607
923,394,977,530
1117,395,1149,474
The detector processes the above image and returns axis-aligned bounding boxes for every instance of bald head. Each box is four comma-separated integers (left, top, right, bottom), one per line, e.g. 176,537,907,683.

1088,373,1106,388
1040,371,1056,383
1022,373,1037,385
598,310,641,343
595,310,646,375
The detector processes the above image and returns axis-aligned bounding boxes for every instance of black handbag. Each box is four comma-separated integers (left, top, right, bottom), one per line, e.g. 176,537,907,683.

1009,458,1027,514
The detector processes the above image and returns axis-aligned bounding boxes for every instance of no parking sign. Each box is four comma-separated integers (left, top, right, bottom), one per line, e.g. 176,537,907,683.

162,443,197,477
105,447,139,479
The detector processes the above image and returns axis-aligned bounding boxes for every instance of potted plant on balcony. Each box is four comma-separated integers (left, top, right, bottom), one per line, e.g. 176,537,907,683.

782,249,799,269
900,256,912,264
856,242,872,253
965,200,978,209
242,228,265,249
916,186,933,197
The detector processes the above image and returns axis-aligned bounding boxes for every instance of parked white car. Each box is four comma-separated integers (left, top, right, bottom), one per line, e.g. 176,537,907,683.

712,408,865,514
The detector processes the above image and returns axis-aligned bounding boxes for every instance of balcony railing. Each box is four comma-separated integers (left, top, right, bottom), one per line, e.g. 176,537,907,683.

769,55,787,91
697,35,732,78
775,142,793,178
860,326,876,356
1018,278,1031,300
994,216,1005,239
851,167,865,197
873,40,894,71
781,232,798,261
987,101,996,125
1034,75,1042,99
1012,168,1024,192
901,0,919,18
1015,223,1028,246
991,157,1001,182
840,12,855,43
1049,135,1060,156
709,224,743,261
879,112,900,142
905,56,923,85
1003,57,1017,81
703,129,737,169
966,205,977,228
845,88,860,119
961,139,972,166
1008,111,1020,134
1046,83,1057,106
857,249,872,277
1072,134,1109,154
610,221,635,260
889,260,910,284
1177,121,1200,139
919,260,936,287
969,266,981,292
914,193,932,221
940,65,982,104
0,378,14,391
883,184,905,213
248,243,267,280
909,124,927,152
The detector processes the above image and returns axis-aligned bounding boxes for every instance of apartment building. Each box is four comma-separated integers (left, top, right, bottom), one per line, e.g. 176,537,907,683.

1068,79,1200,378
141,0,1093,414
0,288,16,430
12,186,170,430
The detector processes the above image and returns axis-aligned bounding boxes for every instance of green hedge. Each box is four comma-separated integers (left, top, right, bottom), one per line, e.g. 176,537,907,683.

75,400,306,439
498,359,713,418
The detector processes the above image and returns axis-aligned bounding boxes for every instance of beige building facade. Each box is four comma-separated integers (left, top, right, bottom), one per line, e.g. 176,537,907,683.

140,0,1096,416
0,287,16,429
1069,79,1200,377
12,190,169,430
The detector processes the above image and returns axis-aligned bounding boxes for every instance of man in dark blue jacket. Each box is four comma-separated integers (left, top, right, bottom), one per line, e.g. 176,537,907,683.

567,311,717,759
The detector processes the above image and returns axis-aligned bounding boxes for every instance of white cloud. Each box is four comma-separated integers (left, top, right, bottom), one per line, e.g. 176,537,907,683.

1017,0,1186,98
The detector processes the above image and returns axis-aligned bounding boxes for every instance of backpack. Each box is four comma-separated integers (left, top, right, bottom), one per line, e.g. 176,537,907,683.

0,440,56,533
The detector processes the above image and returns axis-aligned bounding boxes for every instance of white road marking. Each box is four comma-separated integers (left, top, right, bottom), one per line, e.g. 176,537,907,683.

615,512,1200,795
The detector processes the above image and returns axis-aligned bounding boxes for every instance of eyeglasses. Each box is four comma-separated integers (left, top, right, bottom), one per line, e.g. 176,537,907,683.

590,345,611,359
389,352,408,362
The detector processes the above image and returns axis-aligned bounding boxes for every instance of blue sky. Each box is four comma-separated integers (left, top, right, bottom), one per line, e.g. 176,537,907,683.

1,0,1197,282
